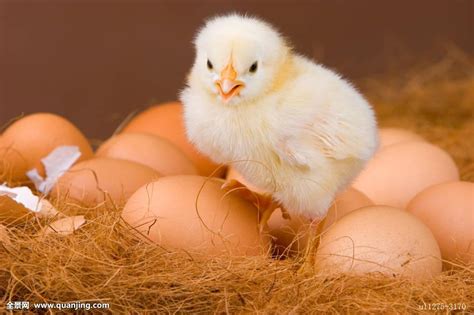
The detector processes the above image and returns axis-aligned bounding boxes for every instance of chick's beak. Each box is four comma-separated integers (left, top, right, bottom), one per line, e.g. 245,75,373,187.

216,63,244,102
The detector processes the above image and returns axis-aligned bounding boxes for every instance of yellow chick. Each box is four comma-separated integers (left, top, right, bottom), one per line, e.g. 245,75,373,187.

181,14,378,226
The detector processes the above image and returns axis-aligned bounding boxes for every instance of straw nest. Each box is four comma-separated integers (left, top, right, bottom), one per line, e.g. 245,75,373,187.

0,48,473,313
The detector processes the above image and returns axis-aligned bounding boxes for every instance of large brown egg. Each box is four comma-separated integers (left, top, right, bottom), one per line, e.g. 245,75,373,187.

0,113,93,181
96,133,197,176
121,102,224,177
407,181,474,264
378,127,425,149
51,158,159,209
353,142,459,209
121,175,270,256
315,206,442,280
268,187,373,255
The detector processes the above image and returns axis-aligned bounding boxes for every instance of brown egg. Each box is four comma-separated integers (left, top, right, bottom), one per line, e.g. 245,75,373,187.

121,102,224,177
0,113,93,181
378,127,425,149
315,206,442,280
353,142,459,209
407,181,474,264
51,158,159,209
323,187,374,231
268,187,372,255
121,175,270,256
96,133,197,176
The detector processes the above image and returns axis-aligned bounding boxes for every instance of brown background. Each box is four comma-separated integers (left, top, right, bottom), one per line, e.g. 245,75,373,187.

1,0,472,140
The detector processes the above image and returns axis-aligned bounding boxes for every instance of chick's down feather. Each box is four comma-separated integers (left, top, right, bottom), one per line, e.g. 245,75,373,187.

181,14,378,219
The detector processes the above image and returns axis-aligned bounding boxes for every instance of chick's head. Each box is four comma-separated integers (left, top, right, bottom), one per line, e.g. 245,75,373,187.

191,14,290,105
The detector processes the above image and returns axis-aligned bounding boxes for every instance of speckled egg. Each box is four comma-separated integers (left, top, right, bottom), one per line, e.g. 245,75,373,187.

315,206,442,280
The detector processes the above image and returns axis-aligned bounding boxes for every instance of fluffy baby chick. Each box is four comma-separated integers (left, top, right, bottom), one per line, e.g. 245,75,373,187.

181,14,378,225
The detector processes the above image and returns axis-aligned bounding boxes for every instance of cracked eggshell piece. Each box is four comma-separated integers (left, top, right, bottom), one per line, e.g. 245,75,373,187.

51,158,160,210
35,199,60,219
0,194,34,223
0,113,93,181
315,206,442,280
0,185,38,223
43,215,86,236
27,145,82,194
96,133,198,176
0,185,59,223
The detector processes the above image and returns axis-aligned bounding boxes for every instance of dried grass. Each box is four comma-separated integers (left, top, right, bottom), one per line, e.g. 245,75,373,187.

0,48,473,313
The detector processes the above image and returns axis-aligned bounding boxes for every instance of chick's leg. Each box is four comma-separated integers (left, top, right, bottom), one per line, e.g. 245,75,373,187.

258,201,277,233
221,179,290,233
258,202,292,233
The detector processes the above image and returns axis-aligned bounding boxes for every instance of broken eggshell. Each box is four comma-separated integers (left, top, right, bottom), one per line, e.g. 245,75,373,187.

0,184,59,223
42,215,86,236
27,145,82,194
0,113,93,182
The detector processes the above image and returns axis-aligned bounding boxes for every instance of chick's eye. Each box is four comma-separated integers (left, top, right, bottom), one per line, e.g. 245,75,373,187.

249,61,258,73
207,59,213,70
